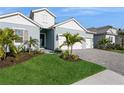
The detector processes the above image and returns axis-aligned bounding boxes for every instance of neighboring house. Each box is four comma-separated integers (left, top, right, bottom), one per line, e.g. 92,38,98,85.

0,8,94,50
116,29,124,47
88,26,118,48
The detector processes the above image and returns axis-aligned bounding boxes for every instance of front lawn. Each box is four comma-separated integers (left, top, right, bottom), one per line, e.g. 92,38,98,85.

109,50,124,54
0,54,105,84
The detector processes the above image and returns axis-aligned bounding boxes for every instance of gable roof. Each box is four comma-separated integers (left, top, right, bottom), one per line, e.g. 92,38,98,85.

0,12,42,27
53,18,95,34
31,8,56,18
88,25,117,34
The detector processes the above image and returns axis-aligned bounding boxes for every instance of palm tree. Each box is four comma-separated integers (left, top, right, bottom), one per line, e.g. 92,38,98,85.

0,45,5,60
118,29,124,48
24,36,39,54
0,28,20,59
60,32,71,55
60,33,85,55
69,33,85,55
98,38,111,49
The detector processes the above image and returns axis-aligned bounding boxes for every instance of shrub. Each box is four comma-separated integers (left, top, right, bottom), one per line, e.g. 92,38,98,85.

60,51,80,61
114,44,124,50
98,38,111,49
54,48,62,54
60,50,69,59
106,43,115,49
0,45,5,60
106,44,124,50
16,45,26,53
68,54,79,61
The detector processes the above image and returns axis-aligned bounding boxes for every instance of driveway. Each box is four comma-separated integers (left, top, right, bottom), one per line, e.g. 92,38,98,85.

74,49,124,75
73,70,124,85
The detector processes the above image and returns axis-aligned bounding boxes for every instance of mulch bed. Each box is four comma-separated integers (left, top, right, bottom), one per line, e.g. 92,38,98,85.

0,52,41,68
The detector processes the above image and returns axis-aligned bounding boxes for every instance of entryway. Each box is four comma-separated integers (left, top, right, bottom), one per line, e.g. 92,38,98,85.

40,33,46,48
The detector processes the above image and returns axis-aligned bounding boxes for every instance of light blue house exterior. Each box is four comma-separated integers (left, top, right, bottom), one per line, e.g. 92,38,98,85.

0,8,94,50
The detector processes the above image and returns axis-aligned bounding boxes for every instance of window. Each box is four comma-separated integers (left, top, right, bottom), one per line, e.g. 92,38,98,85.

14,29,23,43
109,36,113,42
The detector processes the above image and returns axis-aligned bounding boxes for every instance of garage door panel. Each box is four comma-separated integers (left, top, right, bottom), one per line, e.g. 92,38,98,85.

86,38,93,48
58,35,93,50
58,35,86,50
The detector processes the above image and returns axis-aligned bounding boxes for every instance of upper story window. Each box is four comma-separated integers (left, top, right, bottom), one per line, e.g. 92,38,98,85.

14,29,24,43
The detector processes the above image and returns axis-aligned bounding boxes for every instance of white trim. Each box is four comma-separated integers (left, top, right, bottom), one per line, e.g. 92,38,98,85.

31,8,56,18
58,33,86,38
13,28,25,45
87,30,96,34
86,30,96,34
53,18,91,32
0,12,42,27
12,27,26,30
40,33,46,48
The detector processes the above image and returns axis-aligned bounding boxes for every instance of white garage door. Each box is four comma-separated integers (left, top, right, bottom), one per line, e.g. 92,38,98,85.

58,35,85,50
86,38,93,48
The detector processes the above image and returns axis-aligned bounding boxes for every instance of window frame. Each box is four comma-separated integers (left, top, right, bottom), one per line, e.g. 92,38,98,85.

109,36,113,42
13,28,25,44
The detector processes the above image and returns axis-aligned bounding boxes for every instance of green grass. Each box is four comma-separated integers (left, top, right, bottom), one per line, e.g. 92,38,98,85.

110,50,124,54
0,54,105,85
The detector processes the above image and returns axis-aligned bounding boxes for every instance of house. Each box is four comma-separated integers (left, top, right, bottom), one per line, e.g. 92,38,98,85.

88,25,118,48
115,29,124,47
0,8,94,50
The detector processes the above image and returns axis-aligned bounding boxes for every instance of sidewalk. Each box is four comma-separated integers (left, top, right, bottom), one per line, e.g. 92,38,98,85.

73,70,124,85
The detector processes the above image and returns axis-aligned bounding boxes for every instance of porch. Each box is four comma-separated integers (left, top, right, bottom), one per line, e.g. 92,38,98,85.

40,28,54,50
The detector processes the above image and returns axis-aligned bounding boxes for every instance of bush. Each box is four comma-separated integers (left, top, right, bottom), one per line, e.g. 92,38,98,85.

60,51,80,61
68,54,79,61
54,48,62,54
60,50,69,59
114,44,124,50
106,43,115,49
105,44,124,50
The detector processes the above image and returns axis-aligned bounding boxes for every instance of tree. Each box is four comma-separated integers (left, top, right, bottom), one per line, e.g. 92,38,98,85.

60,33,85,55
0,45,5,60
24,36,39,54
98,38,111,49
69,33,85,54
0,28,20,60
60,32,71,55
118,30,124,48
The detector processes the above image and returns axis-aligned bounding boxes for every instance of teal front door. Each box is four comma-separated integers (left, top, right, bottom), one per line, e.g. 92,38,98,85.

40,34,45,48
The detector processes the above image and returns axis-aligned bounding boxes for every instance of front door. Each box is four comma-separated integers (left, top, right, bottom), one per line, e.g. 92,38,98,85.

40,33,45,48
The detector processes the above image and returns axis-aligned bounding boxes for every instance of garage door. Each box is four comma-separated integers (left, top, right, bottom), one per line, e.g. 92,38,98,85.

86,38,93,48
58,35,85,50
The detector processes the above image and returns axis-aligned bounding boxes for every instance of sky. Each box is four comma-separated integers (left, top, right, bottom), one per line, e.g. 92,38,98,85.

0,7,124,29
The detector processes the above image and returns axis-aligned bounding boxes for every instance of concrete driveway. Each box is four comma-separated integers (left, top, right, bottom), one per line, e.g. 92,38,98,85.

73,70,124,85
74,49,124,75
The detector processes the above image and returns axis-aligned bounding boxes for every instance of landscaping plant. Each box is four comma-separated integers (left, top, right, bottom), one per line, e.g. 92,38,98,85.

118,30,124,48
60,32,71,55
24,36,39,54
60,32,85,61
69,33,85,55
0,28,20,60
98,38,111,49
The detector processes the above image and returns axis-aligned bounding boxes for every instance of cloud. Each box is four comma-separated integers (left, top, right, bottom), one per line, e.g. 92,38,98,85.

55,7,124,17
56,7,100,17
62,7,124,12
